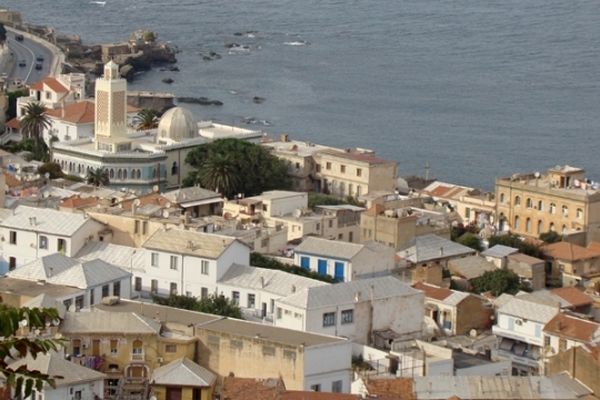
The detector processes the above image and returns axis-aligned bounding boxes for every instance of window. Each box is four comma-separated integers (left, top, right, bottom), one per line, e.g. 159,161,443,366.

57,238,67,253
318,259,327,275
230,340,243,350
151,252,159,267
316,164,321,173
538,200,544,211
356,185,361,196
295,162,300,169
526,198,533,208
549,203,556,214
349,232,354,242
8,257,16,271
134,220,140,234
338,233,343,240
151,279,158,294
75,295,84,311
328,220,333,228
341,309,354,324
165,344,177,353
102,285,109,298
332,380,343,393
500,193,505,203
311,384,321,392
562,205,569,217
550,222,555,232
248,293,256,308
110,339,118,355
170,282,178,295
334,261,344,281
38,235,48,249
171,161,178,175
544,336,551,347
283,350,297,361
537,220,543,234
525,218,531,233
135,277,142,291
72,339,81,356
277,307,282,319
142,221,148,234
514,196,521,206
316,223,320,231
201,260,209,275
356,168,362,177
9,231,16,245
465,207,471,219
326,162,331,170
323,312,335,327
262,345,275,356
90,288,95,305
300,256,310,269
577,208,583,219
514,215,520,231
340,164,346,173
232,291,240,305
201,287,208,299
63,298,73,311
170,255,178,270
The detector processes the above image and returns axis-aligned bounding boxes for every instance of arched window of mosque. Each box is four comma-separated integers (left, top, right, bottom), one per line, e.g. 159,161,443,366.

172,162,178,176
538,200,544,211
549,222,555,231
537,220,543,234
109,169,114,179
549,203,556,214
514,196,521,206
152,168,157,178
123,169,128,180
118,169,122,179
562,205,568,217
526,198,533,208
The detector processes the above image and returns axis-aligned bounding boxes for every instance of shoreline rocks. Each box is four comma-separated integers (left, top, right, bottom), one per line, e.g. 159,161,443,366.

177,97,223,106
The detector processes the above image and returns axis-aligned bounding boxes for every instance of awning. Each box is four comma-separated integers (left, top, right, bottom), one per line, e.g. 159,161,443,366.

499,338,514,351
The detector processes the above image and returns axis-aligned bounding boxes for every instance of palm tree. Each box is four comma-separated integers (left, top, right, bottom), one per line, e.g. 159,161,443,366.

87,168,109,187
20,102,51,161
134,109,159,130
198,154,241,198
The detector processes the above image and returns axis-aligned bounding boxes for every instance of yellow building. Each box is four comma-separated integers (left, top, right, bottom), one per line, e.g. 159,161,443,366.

495,166,600,241
150,357,215,400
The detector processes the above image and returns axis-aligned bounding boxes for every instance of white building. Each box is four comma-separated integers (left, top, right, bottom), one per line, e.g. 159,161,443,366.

275,276,424,344
7,253,132,310
492,294,559,375
543,312,600,357
16,74,86,117
8,352,105,400
293,236,396,281
0,205,105,274
217,263,327,320
141,228,250,297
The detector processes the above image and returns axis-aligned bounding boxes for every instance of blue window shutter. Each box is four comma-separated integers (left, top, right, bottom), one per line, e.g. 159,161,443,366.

318,259,327,275
300,256,310,269
334,262,345,281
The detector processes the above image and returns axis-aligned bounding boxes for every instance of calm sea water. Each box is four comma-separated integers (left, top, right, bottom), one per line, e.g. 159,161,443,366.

5,0,600,189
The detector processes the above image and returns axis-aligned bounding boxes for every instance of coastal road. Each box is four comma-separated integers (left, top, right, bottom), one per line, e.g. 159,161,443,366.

4,31,53,87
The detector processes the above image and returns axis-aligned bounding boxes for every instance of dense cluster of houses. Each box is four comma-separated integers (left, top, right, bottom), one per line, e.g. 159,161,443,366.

4,66,600,400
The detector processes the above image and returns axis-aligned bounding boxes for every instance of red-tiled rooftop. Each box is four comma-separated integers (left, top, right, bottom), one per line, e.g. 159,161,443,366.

544,313,600,342
60,195,99,209
543,241,600,262
29,77,68,93
4,172,22,189
46,101,95,124
363,378,415,400
118,192,170,211
551,287,593,308
6,118,20,130
507,252,544,265
413,282,452,302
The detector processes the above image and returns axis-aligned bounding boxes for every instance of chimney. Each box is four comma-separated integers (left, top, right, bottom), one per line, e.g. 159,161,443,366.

556,320,562,331
354,291,361,302
440,247,444,256
280,133,289,142
291,285,296,293
60,100,66,119
260,276,265,288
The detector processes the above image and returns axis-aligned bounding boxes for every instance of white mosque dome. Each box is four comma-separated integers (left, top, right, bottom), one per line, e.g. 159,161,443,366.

157,107,198,141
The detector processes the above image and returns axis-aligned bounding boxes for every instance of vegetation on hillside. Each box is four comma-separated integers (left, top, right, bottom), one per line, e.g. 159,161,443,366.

470,269,530,296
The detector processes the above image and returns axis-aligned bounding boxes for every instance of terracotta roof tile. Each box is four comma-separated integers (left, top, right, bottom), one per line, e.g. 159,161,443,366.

6,118,20,130
45,101,95,124
587,242,600,253
507,252,544,265
282,392,359,400
543,241,600,262
29,77,68,93
543,313,600,342
428,185,452,197
60,195,99,209
127,104,140,113
4,172,22,188
412,282,452,301
221,377,285,400
364,378,415,400
119,192,170,211
550,287,593,308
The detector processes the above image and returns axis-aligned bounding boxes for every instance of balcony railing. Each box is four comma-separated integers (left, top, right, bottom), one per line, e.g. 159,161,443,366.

131,351,144,361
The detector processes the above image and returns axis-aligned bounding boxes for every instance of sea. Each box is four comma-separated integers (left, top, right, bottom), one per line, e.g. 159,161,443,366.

5,0,600,190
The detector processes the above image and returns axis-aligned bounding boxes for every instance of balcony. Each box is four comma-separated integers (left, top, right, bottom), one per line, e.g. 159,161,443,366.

130,351,145,361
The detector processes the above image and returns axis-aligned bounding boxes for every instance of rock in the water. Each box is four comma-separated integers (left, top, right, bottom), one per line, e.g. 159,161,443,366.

169,66,180,72
162,78,174,84
252,96,265,104
178,97,223,106
224,42,240,49
233,32,243,36
119,64,135,81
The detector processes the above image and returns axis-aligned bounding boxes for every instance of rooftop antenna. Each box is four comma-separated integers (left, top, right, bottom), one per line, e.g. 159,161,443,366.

425,161,431,181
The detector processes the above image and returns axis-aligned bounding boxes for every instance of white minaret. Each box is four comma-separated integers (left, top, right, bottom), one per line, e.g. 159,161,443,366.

95,60,127,140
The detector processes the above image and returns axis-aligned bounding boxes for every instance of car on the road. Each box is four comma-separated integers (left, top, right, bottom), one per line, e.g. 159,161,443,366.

18,60,26,67
36,56,44,62
15,34,24,41
35,63,43,70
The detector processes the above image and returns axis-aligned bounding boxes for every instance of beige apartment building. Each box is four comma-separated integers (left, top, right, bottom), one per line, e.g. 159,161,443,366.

495,166,600,241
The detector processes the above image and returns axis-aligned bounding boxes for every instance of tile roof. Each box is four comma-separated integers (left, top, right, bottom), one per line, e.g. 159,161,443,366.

143,228,241,259
221,377,285,400
150,357,216,387
283,392,359,400
398,234,475,264
543,313,600,342
294,236,365,260
61,310,161,334
8,254,131,289
5,117,20,129
363,378,415,400
59,195,99,209
507,252,545,266
412,282,471,306
4,172,22,188
9,353,105,387
0,205,102,236
448,255,497,280
45,101,95,124
498,296,559,323
550,287,593,308
317,149,393,165
29,77,68,93
218,264,327,297
118,192,171,211
163,186,222,205
279,276,419,309
481,245,519,258
543,241,600,261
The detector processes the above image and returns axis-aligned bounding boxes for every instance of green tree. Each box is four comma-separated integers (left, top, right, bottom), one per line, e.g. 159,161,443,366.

184,139,292,198
307,193,365,209
539,230,562,244
470,269,521,296
488,234,545,259
153,294,242,319
450,222,480,241
0,23,6,44
20,102,51,161
86,168,109,187
456,232,483,252
6,89,29,121
0,304,62,398
38,162,64,179
134,109,159,130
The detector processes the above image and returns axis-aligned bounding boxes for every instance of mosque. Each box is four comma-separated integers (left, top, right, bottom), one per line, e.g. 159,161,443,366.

52,61,262,193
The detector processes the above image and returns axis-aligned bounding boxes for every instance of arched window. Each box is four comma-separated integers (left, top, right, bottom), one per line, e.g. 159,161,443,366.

526,198,533,208
538,200,544,211
514,216,520,231
137,169,142,179
549,203,556,214
171,162,178,176
550,222,555,231
525,218,531,233
152,168,157,178
499,193,505,203
562,224,567,233
562,205,568,217
123,169,128,180
537,220,543,234
117,169,122,179
577,208,583,219
109,169,114,179
514,196,521,206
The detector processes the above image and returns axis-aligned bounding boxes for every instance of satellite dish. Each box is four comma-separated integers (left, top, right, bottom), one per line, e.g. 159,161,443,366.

133,198,141,207
165,202,171,209
574,179,581,187
469,329,478,338
162,209,170,218
534,172,540,179
293,209,302,218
